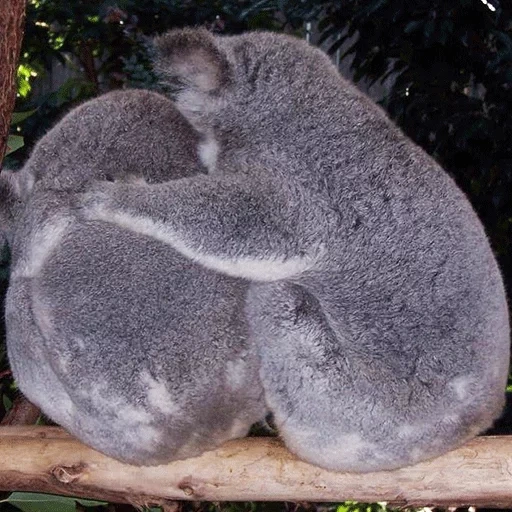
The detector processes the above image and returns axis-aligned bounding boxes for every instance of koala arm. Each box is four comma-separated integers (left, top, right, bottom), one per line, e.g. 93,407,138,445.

82,174,331,281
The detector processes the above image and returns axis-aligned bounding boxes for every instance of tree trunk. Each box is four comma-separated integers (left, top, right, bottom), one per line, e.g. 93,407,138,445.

0,0,26,167
1,427,512,508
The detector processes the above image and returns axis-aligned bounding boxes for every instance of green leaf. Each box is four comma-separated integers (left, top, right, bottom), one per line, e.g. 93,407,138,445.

10,109,38,125
6,135,24,156
2,394,12,411
3,492,107,512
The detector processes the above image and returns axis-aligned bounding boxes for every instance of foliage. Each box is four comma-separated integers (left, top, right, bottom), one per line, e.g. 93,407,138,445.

0,496,391,512
6,110,37,157
0,493,106,512
317,0,512,300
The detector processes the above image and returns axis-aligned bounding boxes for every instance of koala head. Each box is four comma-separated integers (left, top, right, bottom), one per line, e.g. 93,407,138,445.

153,28,334,136
21,89,205,193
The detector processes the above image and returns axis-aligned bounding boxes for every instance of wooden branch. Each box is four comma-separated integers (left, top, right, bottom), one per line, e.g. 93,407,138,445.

0,0,26,165
1,396,41,426
1,428,512,508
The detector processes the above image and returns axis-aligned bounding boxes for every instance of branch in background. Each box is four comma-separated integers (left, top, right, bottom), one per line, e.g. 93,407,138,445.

1,395,41,426
1,428,512,508
0,0,26,166
78,40,100,95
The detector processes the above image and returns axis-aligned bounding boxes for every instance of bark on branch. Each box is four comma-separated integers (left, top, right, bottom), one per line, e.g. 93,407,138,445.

0,0,26,166
1,396,41,426
1,427,512,508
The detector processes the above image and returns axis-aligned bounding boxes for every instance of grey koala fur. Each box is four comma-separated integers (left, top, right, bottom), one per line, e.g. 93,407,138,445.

1,88,266,465
81,29,510,472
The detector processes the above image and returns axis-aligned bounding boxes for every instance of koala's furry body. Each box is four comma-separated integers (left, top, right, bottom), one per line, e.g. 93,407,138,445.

2,89,266,465
83,30,510,471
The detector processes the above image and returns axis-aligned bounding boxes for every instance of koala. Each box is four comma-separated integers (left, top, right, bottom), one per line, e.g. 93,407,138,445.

79,28,511,472
0,172,19,249
1,88,266,465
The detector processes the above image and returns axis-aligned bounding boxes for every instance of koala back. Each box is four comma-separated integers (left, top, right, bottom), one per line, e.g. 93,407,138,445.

154,28,510,471
8,208,264,464
6,89,266,464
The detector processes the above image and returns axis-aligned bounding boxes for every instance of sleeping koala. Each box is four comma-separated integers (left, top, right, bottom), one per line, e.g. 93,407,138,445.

81,29,510,472
1,88,266,465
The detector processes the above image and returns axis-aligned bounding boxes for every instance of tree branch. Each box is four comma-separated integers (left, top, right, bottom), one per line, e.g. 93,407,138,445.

0,0,26,166
1,396,41,426
1,428,512,508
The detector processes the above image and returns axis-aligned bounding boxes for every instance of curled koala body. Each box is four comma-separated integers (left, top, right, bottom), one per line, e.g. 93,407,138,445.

2,89,266,465
82,30,510,471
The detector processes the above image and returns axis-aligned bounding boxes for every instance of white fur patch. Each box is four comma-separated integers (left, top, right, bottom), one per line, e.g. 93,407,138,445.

13,355,75,426
226,418,249,439
397,424,419,437
86,381,153,425
336,433,377,457
198,136,219,172
410,447,425,461
40,387,75,425
31,293,54,339
177,90,227,117
2,168,35,199
200,252,313,281
22,171,36,197
140,370,181,415
442,413,461,426
90,208,314,281
449,376,473,401
85,382,162,451
281,420,378,470
116,402,154,425
13,216,72,278
225,359,248,391
73,337,86,350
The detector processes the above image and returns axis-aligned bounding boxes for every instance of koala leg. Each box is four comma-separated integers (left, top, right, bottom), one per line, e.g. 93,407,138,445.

246,282,505,472
81,173,333,281
5,278,167,464
5,278,77,428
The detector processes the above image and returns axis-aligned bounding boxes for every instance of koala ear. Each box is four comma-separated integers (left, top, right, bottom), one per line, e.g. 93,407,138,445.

153,27,231,93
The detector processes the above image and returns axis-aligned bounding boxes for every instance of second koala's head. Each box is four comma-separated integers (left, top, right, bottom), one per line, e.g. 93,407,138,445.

12,89,205,197
0,88,205,246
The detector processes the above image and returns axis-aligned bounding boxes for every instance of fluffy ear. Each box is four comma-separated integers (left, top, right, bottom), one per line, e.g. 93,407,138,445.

153,27,231,93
